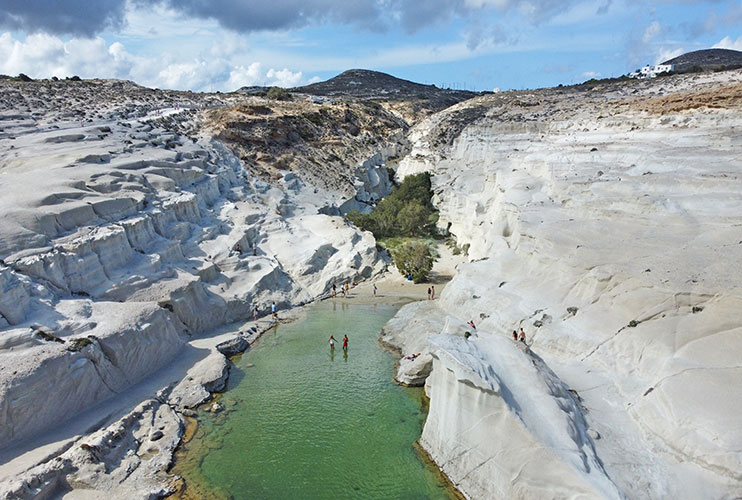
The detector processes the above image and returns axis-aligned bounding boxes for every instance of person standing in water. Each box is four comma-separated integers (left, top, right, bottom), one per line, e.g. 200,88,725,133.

342,335,348,351
329,335,336,350
332,283,337,297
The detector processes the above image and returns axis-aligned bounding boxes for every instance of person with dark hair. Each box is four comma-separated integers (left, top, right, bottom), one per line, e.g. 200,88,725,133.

342,335,348,351
512,330,518,341
519,328,526,344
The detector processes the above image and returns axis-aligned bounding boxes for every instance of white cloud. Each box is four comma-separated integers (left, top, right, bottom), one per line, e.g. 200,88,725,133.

655,47,684,65
0,31,308,91
581,70,601,78
642,21,662,43
713,36,742,51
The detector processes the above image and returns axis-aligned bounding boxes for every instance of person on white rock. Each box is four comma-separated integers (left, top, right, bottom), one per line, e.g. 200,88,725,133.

271,302,277,319
519,328,526,343
512,330,518,341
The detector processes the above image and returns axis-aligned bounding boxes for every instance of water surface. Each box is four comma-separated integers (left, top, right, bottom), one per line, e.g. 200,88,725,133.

172,301,457,500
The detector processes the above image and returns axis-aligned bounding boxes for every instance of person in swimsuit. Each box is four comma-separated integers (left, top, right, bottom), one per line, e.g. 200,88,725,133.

342,335,348,351
512,330,518,341
519,328,526,343
329,335,336,350
373,283,377,296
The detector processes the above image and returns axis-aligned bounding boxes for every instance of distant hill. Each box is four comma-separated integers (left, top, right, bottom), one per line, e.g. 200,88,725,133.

662,48,742,72
290,69,480,123
293,69,477,100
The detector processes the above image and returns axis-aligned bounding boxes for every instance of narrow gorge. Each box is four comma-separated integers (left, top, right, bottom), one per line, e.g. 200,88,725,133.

1,68,741,499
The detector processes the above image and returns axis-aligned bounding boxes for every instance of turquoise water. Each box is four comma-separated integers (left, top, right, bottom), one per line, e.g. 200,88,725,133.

172,301,457,500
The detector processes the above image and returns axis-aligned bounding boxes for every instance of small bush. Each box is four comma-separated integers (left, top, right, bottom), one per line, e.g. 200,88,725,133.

266,87,292,101
392,241,435,283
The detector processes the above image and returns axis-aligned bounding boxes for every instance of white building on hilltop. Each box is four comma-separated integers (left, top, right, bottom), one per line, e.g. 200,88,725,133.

629,64,675,79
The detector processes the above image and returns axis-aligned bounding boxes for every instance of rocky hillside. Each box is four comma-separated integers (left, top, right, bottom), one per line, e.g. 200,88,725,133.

662,47,742,71
293,69,481,123
385,68,742,499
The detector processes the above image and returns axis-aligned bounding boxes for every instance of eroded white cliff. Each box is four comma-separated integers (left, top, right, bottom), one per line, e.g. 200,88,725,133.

388,71,742,498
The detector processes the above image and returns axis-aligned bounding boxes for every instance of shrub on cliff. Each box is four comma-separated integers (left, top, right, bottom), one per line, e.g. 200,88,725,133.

392,241,435,283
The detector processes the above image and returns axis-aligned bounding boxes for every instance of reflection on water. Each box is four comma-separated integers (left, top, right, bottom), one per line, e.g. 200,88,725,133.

170,301,457,500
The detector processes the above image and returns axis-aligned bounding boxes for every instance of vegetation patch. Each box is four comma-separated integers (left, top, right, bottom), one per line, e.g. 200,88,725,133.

67,337,95,352
348,173,440,282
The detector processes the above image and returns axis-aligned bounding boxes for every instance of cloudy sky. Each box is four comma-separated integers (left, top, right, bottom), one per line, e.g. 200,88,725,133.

0,0,741,92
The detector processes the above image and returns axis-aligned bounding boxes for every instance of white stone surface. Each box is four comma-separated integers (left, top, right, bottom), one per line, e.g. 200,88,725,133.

392,71,742,498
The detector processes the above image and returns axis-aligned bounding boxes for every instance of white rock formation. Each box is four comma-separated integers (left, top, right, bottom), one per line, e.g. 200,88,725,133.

0,78,400,492
389,71,742,498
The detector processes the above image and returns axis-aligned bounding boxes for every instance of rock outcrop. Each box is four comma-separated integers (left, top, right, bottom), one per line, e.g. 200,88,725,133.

387,69,742,498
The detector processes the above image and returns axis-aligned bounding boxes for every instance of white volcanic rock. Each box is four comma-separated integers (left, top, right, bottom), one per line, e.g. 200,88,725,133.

0,80,392,456
423,334,622,499
392,71,742,498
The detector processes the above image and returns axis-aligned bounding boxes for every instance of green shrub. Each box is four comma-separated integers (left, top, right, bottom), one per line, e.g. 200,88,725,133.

347,172,438,239
392,241,435,283
266,87,291,101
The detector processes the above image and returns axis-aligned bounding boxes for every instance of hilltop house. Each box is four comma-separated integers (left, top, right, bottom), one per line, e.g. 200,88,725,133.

629,64,675,79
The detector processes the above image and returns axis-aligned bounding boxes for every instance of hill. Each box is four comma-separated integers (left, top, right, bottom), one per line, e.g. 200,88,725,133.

291,69,480,123
662,48,742,72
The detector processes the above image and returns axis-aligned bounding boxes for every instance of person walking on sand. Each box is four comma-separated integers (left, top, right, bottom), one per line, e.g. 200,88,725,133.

345,282,349,296
431,285,435,300
329,335,336,350
271,302,277,319
427,287,432,300
342,334,348,351
373,283,377,297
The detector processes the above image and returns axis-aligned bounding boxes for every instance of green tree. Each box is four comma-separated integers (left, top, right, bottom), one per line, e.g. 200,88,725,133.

393,241,435,283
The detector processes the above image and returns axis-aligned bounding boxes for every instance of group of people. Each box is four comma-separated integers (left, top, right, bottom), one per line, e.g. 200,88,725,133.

332,282,352,298
328,335,349,351
331,281,378,298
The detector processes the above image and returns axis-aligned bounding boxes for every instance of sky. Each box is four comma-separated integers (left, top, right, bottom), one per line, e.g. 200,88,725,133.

0,0,740,92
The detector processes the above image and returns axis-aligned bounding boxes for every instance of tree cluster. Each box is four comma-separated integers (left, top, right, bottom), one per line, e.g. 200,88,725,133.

347,172,439,283
347,172,438,239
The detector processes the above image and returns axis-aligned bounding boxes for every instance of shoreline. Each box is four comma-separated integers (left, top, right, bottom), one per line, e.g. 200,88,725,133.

0,243,464,499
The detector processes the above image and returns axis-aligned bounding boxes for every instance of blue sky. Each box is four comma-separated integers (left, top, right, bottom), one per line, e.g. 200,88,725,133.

0,0,740,92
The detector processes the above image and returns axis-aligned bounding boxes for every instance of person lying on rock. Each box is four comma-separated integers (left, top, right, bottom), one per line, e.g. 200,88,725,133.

468,320,476,329
404,353,421,360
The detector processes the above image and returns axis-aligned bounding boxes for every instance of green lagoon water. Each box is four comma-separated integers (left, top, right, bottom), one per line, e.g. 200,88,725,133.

172,300,457,500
